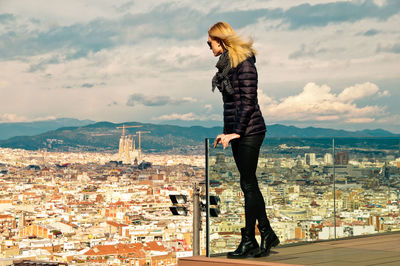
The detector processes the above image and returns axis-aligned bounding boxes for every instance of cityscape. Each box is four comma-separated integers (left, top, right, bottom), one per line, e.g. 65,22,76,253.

0,146,203,265
208,140,400,254
1,0,400,265
0,134,399,265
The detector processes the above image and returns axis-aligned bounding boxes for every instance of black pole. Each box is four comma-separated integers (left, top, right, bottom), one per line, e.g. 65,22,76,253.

193,182,200,256
333,137,336,240
205,138,210,257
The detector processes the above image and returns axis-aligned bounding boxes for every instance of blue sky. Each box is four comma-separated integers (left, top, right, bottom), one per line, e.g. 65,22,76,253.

0,0,399,132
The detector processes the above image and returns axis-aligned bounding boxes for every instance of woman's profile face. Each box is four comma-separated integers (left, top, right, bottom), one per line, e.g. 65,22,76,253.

208,36,224,57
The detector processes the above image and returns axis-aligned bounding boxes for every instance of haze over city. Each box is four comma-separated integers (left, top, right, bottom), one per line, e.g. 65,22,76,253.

0,0,399,133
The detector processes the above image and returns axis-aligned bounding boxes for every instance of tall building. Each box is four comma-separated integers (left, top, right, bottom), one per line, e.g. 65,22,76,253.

335,151,349,165
305,153,316,166
119,135,139,163
215,153,226,166
324,153,333,165
381,161,390,180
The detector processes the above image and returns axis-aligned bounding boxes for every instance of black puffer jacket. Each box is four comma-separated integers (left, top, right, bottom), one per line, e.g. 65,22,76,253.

222,55,266,136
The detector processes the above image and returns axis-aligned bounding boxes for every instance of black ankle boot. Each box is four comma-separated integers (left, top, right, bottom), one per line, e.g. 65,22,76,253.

227,227,259,259
254,224,280,257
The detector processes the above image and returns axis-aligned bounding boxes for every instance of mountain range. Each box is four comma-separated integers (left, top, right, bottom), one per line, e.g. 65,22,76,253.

0,118,94,140
0,119,398,152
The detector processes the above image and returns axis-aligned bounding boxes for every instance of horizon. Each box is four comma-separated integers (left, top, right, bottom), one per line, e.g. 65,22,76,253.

1,117,399,135
0,0,399,133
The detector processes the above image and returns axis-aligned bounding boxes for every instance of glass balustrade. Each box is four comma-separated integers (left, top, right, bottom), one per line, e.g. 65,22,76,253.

331,137,400,239
205,137,400,256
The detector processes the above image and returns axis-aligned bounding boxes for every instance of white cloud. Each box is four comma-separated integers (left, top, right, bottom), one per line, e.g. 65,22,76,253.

0,113,28,123
373,0,387,7
0,0,398,132
376,114,400,126
182,97,197,103
126,94,197,107
315,115,340,121
378,90,390,97
0,0,129,26
0,80,9,88
204,104,213,111
259,82,386,123
346,117,375,123
152,112,220,121
0,113,56,123
337,82,379,102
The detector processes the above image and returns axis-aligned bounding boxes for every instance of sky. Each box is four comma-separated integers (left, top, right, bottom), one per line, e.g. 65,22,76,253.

0,0,399,132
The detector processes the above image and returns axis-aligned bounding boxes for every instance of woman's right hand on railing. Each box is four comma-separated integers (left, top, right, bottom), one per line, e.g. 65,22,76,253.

213,134,224,149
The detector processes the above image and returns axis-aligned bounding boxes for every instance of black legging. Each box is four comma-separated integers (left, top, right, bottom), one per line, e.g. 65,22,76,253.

231,134,270,232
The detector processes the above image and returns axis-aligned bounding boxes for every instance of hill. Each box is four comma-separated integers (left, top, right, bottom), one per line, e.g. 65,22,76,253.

0,121,397,153
0,118,94,140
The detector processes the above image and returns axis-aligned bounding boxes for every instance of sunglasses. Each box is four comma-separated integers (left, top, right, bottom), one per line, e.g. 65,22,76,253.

207,40,212,49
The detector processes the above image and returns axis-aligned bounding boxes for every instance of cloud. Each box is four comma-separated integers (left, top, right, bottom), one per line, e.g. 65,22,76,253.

0,1,398,133
376,114,400,126
0,80,9,89
346,117,375,123
152,112,220,121
82,83,94,88
107,101,118,107
0,13,15,23
362,29,380,36
0,113,27,123
28,55,61,72
204,104,213,112
337,82,379,102
2,0,399,62
283,0,400,30
126,93,196,107
377,42,400,54
373,0,388,7
215,0,400,31
0,3,210,61
259,82,386,123
378,90,390,97
115,1,136,13
289,43,336,59
0,113,56,123
0,18,118,60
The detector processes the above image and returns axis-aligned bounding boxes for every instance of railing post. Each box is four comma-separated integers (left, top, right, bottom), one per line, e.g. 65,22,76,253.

205,138,210,257
333,137,336,240
192,182,200,256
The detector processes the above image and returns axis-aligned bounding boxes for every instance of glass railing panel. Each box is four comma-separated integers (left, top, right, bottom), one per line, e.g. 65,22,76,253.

332,137,400,239
206,137,338,256
206,138,243,256
206,136,400,256
262,138,337,243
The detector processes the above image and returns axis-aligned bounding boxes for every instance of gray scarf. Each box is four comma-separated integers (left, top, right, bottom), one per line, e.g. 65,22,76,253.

212,51,234,95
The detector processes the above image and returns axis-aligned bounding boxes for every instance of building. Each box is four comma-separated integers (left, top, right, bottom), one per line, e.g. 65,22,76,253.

19,224,57,239
335,151,349,165
0,215,16,235
84,243,146,265
305,153,316,166
324,153,333,165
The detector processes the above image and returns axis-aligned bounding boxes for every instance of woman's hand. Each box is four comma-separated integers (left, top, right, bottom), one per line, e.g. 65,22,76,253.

214,133,240,149
213,134,224,149
222,133,240,149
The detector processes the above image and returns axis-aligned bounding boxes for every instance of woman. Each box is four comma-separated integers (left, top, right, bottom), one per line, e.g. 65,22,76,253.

208,22,279,258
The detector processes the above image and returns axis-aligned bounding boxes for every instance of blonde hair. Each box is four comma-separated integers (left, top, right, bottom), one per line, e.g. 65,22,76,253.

208,21,257,68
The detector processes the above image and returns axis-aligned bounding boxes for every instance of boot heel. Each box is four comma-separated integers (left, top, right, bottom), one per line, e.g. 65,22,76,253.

227,227,260,259
249,248,259,257
272,238,280,247
253,250,268,258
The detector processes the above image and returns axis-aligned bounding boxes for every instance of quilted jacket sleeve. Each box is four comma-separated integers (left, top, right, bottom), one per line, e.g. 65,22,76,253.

233,59,258,135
